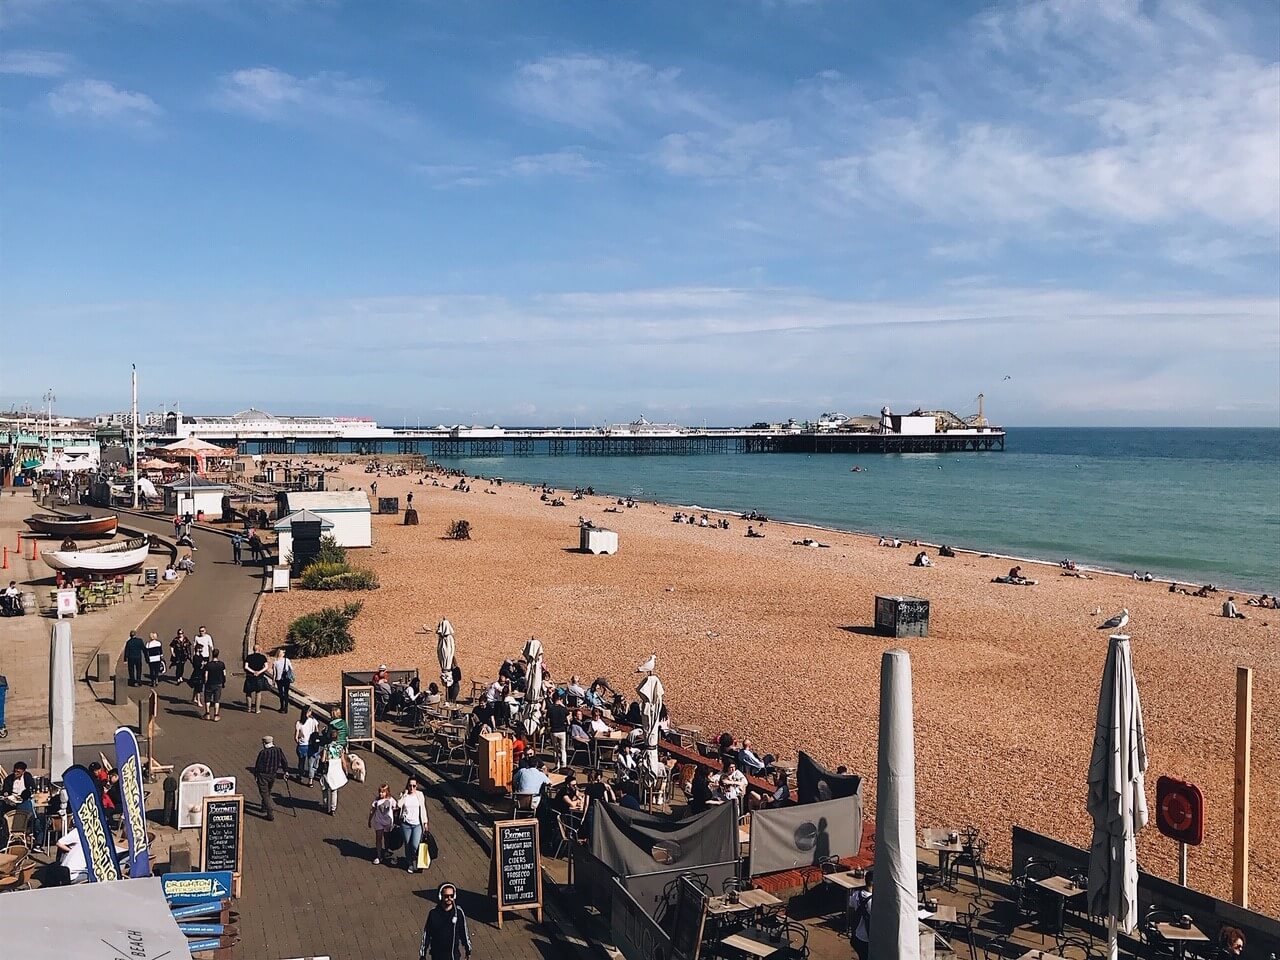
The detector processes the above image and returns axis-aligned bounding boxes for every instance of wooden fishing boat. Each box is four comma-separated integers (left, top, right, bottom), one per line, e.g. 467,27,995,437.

24,513,119,538
41,537,151,576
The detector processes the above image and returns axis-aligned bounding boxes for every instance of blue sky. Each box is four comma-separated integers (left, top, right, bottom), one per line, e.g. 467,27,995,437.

1,0,1277,426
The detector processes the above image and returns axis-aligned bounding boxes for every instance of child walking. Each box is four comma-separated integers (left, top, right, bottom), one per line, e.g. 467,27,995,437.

368,783,397,866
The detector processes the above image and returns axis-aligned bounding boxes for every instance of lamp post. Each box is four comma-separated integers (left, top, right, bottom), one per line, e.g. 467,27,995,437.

43,388,56,459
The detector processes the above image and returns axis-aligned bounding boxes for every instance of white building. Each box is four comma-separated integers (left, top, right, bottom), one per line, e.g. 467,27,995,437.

279,490,372,548
164,474,229,518
165,408,395,440
273,509,335,566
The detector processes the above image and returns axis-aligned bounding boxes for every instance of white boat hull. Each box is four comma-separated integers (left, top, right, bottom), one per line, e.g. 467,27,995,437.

41,537,152,576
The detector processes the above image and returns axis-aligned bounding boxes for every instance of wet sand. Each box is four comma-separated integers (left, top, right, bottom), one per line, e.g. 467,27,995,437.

255,457,1278,912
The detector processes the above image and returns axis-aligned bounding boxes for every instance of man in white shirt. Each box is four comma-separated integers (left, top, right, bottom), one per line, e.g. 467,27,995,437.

721,761,748,804
193,627,214,660
57,827,88,884
588,709,613,737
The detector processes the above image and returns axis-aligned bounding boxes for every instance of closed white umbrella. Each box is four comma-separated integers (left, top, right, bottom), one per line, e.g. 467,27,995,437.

49,621,75,781
635,673,665,779
869,648,921,960
521,652,544,738
436,618,456,692
1087,634,1149,960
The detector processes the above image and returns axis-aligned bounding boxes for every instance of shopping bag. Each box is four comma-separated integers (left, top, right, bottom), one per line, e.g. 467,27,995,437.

418,838,431,870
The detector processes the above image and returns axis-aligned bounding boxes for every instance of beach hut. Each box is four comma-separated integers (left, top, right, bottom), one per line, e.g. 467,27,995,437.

279,490,372,547
163,473,229,518
273,509,335,568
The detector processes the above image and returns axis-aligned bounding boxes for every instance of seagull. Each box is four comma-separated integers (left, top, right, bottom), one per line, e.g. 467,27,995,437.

1003,375,1012,381
1092,606,1102,616
1098,608,1129,631
636,652,657,673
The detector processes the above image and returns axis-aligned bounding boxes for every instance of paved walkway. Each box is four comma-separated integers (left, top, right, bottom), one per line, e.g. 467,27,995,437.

118,511,561,960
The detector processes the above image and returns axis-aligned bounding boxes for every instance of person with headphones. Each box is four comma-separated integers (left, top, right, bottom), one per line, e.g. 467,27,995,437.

420,882,473,960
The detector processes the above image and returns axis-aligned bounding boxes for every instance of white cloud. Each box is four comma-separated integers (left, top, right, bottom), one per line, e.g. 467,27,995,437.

46,79,161,126
508,148,599,178
212,66,417,139
0,49,73,77
510,54,720,135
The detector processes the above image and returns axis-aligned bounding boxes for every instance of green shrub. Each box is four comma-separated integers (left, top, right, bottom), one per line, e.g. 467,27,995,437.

298,559,379,590
316,534,347,566
446,519,472,540
286,602,363,658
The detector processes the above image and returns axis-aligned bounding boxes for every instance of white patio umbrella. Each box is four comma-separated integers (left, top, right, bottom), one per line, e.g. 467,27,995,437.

522,635,543,666
635,673,666,779
436,618,456,692
1087,634,1149,960
868,648,921,960
520,652,545,739
49,621,75,782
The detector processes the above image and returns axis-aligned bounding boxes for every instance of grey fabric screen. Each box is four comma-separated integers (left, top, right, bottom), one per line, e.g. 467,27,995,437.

796,750,863,805
591,801,737,878
748,794,863,877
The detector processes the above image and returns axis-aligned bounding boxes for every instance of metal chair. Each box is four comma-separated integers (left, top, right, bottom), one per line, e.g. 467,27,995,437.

511,792,538,820
553,814,579,860
1139,907,1181,958
948,836,989,898
567,737,591,768
1055,932,1103,959
2,811,33,851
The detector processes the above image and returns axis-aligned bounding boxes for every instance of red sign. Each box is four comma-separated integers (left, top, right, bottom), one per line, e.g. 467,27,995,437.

1156,776,1204,846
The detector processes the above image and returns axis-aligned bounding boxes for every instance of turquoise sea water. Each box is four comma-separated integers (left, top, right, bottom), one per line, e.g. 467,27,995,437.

434,428,1280,592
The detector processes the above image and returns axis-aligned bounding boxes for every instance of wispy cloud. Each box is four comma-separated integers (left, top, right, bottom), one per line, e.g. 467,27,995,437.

0,49,73,77
420,147,600,187
510,53,720,135
46,78,162,127
212,66,418,139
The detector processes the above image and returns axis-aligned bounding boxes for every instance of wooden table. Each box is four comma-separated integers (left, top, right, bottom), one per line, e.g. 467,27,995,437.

707,895,752,917
720,928,784,958
1033,875,1086,933
919,905,958,923
822,870,867,891
921,828,963,890
737,888,780,911
1155,921,1210,959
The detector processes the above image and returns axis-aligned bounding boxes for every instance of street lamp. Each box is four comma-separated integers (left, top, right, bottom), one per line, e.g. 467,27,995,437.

43,388,56,458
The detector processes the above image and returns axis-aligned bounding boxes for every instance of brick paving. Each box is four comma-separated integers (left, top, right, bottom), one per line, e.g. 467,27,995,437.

120,511,560,960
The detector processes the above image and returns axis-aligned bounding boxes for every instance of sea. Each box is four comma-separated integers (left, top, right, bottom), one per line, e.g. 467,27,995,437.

431,428,1280,593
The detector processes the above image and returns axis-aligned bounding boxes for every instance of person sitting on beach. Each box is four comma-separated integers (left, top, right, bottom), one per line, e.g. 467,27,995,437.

913,551,933,568
1009,565,1023,580
176,555,195,573
1222,597,1246,619
939,544,956,557
1193,584,1211,598
745,526,764,538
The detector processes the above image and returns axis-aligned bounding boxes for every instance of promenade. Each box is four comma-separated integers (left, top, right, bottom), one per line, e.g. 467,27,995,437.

114,510,564,959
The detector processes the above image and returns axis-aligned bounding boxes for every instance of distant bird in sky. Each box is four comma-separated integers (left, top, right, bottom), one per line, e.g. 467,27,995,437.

636,652,657,673
1003,375,1012,381
1098,608,1130,631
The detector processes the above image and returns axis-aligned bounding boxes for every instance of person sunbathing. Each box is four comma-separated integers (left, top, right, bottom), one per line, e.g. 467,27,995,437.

913,552,933,567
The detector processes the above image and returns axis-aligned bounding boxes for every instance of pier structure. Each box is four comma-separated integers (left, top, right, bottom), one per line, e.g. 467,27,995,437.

197,427,1005,457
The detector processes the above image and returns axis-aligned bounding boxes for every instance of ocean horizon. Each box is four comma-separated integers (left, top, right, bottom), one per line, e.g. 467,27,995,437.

419,426,1279,593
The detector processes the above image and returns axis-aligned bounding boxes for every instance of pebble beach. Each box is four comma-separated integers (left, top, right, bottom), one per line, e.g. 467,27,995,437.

255,456,1278,913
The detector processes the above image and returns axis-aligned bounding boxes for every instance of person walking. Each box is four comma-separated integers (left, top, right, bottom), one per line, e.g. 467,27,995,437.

252,735,289,821
419,883,472,960
190,627,213,706
144,631,164,687
124,630,146,687
231,532,243,565
294,706,319,785
368,783,397,865
319,726,348,815
202,649,226,722
398,776,430,873
270,647,293,712
170,629,191,683
243,643,269,714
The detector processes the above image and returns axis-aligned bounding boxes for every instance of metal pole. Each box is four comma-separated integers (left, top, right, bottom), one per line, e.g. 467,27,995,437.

132,364,139,509
1178,841,1188,886
1233,665,1252,907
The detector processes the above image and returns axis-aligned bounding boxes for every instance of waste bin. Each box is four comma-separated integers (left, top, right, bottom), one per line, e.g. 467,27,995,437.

0,674,9,738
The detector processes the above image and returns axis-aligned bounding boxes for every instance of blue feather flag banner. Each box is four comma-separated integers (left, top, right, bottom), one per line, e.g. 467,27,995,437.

114,725,151,876
62,763,122,882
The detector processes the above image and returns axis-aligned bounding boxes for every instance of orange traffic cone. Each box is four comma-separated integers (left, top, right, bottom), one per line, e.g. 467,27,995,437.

31,540,39,561
2,546,8,569
16,532,21,551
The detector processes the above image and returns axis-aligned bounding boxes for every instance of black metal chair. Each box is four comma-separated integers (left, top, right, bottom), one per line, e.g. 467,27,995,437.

1140,907,1182,958
1012,857,1057,922
1055,932,1103,959
948,836,990,899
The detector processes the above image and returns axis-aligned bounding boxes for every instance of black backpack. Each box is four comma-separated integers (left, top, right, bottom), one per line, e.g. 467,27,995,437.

308,730,324,754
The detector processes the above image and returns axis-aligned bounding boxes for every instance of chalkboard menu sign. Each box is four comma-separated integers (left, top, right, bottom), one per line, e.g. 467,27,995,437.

670,876,708,960
200,795,244,894
493,819,542,926
144,567,158,587
344,685,375,750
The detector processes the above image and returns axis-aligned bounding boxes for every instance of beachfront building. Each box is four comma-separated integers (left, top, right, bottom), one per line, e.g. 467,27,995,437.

163,473,229,518
162,408,396,442
277,490,372,548
273,508,335,566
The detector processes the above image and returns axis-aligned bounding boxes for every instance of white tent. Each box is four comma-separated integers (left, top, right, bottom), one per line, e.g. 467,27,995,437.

869,648,921,959
1087,634,1149,960
37,454,97,473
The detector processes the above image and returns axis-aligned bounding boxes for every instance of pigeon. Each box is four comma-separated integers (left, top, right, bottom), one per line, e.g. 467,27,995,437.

636,652,657,673
1098,608,1129,631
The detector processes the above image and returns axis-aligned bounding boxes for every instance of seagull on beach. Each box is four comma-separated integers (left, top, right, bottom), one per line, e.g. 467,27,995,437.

636,652,657,674
1098,608,1130,631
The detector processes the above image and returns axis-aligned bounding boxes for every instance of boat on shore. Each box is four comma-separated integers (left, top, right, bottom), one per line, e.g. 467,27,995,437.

24,513,119,538
41,536,151,576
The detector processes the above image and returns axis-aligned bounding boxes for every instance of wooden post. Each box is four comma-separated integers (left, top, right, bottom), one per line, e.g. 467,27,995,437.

1233,665,1252,907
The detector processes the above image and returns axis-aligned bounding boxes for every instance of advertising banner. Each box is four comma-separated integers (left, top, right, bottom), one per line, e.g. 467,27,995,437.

161,872,233,905
113,726,151,877
62,763,122,883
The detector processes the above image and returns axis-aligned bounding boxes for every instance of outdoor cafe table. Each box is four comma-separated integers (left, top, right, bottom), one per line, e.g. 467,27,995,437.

720,927,784,959
1154,920,1211,959
919,904,958,924
1033,875,1086,934
921,827,963,890
737,888,781,912
1016,952,1067,960
823,870,867,892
